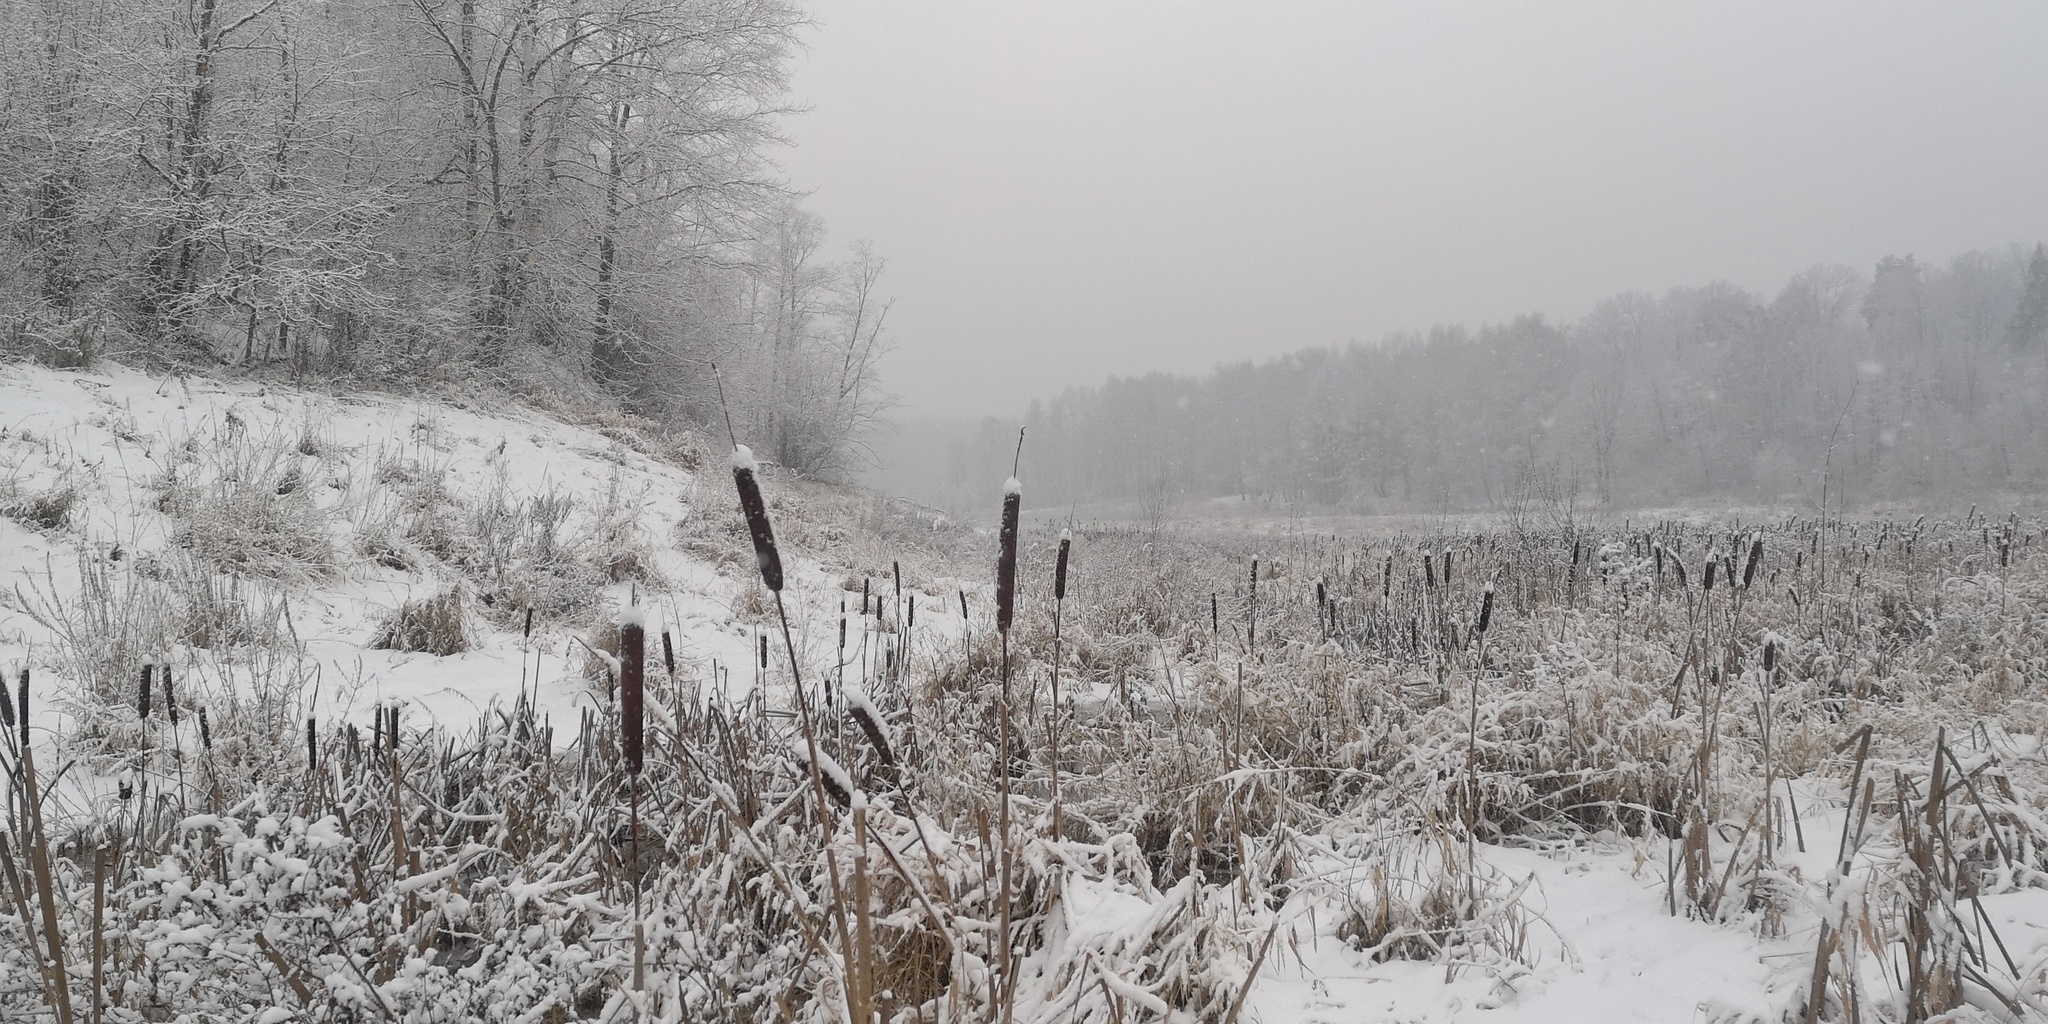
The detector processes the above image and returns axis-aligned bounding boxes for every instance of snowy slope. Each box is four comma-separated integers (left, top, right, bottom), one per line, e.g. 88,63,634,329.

0,362,927,755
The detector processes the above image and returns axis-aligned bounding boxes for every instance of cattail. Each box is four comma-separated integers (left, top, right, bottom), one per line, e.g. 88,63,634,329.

1702,556,1717,592
996,477,1021,633
523,606,534,639
1316,579,1326,607
862,578,870,617
163,667,179,726
18,669,27,747
1476,584,1495,634
1743,535,1763,589
620,612,645,775
306,717,318,767
844,688,895,766
1211,593,1219,632
1653,543,1665,578
1762,636,1778,674
139,664,154,719
959,589,968,619
731,445,783,592
1382,555,1392,597
1571,539,1581,566
1441,550,1452,587
199,707,213,750
0,674,12,732
1674,558,1688,588
1423,550,1435,589
388,705,399,752
1055,529,1071,602
908,597,916,630
759,633,768,669
661,630,675,676
793,740,853,807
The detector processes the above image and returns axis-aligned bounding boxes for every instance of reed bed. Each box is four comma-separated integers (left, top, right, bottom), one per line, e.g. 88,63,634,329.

2,465,2046,1022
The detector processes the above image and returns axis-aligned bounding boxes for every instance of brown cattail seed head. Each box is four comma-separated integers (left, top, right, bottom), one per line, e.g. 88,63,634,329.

17,668,27,747
0,675,12,731
1763,637,1778,674
139,664,154,719
1055,529,1071,601
1703,557,1717,592
996,477,1021,633
199,707,213,750
731,445,783,592
1743,535,1763,588
619,613,645,775
163,667,179,726
661,630,675,676
1476,584,1495,633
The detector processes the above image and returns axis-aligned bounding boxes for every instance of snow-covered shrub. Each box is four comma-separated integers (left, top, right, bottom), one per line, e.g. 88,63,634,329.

371,587,472,656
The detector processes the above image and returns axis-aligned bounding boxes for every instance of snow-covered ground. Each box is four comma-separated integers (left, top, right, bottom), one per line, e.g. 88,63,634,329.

5,361,2047,1023
0,362,937,752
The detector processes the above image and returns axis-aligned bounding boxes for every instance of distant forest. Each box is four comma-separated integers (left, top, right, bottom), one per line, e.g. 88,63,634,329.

910,247,2048,515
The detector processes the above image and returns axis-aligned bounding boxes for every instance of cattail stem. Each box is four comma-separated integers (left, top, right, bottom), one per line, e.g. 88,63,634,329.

1051,530,1071,839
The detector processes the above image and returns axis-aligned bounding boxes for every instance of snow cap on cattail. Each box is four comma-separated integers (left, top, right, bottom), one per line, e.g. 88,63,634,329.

619,607,645,775
1055,528,1071,601
731,445,783,592
996,477,1021,633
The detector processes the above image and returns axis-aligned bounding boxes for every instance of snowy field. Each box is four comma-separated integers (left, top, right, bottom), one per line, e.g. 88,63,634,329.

3,362,2048,1023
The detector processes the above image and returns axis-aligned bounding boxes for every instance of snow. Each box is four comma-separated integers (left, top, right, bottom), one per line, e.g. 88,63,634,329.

0,362,823,753
1004,476,1022,496
730,443,758,473
9,360,2047,1022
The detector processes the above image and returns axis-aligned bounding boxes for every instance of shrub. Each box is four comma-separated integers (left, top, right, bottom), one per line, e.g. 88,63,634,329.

371,588,471,655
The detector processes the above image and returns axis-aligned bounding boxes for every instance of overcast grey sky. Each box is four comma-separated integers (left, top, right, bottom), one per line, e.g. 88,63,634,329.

776,2,2048,418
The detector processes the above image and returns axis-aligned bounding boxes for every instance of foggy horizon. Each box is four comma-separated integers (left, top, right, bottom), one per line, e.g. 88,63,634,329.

781,1,2048,419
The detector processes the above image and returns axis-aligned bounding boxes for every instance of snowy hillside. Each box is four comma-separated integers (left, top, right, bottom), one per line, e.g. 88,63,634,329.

0,363,929,744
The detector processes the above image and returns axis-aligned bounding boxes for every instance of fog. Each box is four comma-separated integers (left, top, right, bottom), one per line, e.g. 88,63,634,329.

782,1,2048,436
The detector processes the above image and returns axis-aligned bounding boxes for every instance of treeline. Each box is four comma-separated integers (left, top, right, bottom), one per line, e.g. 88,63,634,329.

0,0,887,477
929,247,2048,514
